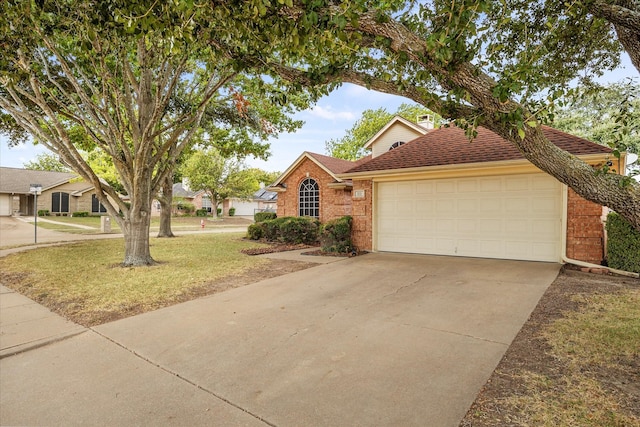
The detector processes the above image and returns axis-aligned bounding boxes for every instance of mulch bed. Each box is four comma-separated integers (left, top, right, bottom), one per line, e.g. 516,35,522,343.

241,243,317,255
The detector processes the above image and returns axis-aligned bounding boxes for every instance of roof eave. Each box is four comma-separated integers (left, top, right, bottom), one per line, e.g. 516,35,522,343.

337,153,612,180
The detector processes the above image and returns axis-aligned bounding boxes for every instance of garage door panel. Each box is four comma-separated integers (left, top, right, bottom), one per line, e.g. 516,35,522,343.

376,174,562,262
506,176,529,191
436,181,456,193
505,198,529,213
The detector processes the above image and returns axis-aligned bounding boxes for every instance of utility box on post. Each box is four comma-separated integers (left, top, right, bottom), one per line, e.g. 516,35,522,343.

101,216,111,233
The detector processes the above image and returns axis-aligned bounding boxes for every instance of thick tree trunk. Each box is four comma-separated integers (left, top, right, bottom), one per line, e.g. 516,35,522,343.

157,174,175,238
122,213,154,266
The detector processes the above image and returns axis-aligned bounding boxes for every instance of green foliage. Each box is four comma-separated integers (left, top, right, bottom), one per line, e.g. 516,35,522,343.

195,209,208,217
326,104,440,160
72,211,89,217
217,208,222,216
259,217,319,244
37,209,49,217
228,207,236,216
181,148,260,212
320,216,353,253
606,212,640,273
254,211,277,222
553,81,639,175
247,223,263,240
23,153,71,172
175,200,195,214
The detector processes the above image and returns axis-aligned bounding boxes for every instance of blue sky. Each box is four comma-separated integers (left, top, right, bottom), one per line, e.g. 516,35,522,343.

1,54,636,174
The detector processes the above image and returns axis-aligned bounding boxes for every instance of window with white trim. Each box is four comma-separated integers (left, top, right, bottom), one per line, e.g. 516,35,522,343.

298,178,319,218
389,141,405,150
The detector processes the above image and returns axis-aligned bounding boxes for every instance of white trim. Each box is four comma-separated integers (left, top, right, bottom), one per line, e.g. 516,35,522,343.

338,153,612,181
270,152,343,188
362,116,429,150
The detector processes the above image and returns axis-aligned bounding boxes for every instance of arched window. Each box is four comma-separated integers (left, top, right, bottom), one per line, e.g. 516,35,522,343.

51,192,69,213
299,178,319,218
389,141,405,150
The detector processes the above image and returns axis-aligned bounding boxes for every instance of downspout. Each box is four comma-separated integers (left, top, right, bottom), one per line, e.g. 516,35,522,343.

561,185,639,279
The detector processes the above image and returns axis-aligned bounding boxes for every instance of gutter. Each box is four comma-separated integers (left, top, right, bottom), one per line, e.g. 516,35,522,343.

561,185,639,279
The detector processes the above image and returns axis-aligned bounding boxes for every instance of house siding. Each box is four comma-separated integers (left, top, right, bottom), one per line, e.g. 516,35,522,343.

566,188,606,264
276,157,351,223
371,123,425,158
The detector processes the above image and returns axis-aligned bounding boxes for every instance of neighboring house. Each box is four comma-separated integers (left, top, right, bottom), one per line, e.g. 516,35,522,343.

222,187,278,217
270,118,623,265
151,182,210,216
0,167,109,216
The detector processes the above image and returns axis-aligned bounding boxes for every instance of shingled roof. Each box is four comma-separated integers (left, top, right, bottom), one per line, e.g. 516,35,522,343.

305,152,363,175
344,125,612,174
0,167,78,194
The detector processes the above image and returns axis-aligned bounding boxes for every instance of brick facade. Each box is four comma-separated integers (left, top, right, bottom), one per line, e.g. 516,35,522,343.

566,188,606,264
351,179,373,252
276,157,352,222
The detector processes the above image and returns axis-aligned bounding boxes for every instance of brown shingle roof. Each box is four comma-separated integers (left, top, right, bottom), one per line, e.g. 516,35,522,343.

306,152,363,175
345,125,611,174
0,167,78,194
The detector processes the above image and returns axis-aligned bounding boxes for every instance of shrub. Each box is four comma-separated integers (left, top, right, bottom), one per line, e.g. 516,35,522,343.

247,223,263,240
37,209,49,216
280,217,319,244
176,202,195,214
259,216,319,244
255,211,276,222
321,216,353,253
72,211,89,217
195,209,208,217
229,207,236,216
606,212,640,273
217,208,222,216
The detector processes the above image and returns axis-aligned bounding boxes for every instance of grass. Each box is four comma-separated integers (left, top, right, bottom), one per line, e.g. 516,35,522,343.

504,288,640,426
0,233,269,326
34,215,243,234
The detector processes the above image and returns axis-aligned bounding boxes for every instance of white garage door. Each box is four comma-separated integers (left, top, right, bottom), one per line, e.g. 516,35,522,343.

376,174,562,262
231,200,258,216
0,194,12,216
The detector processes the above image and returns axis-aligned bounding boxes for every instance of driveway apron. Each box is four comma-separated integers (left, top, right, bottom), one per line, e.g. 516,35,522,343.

86,253,560,426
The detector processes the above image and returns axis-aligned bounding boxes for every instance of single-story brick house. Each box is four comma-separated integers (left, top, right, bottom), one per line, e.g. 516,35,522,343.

0,167,110,217
269,118,624,265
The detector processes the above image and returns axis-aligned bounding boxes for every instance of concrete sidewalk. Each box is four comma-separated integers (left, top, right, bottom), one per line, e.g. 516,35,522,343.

0,285,86,358
0,253,560,426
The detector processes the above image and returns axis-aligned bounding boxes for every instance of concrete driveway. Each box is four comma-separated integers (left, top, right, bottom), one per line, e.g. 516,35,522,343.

1,252,560,426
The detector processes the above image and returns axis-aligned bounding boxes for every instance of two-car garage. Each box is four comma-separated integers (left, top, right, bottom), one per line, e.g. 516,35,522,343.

375,173,563,262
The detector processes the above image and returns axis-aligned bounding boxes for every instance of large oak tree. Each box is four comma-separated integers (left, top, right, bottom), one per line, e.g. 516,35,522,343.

0,1,304,265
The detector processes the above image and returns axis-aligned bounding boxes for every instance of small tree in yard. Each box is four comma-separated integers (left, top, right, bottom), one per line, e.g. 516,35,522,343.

180,148,257,216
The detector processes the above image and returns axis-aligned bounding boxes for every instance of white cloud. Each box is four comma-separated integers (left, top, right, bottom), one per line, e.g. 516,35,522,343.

308,105,356,121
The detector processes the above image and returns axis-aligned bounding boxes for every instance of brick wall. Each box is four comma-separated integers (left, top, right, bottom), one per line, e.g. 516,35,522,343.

351,179,373,251
566,188,606,264
276,157,352,223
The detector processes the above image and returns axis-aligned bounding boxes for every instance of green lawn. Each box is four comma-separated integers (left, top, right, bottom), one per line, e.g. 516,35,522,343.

0,233,269,326
35,215,247,234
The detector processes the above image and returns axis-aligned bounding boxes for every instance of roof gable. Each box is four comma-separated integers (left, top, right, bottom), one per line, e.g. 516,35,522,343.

270,151,359,187
344,125,612,174
362,116,430,157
